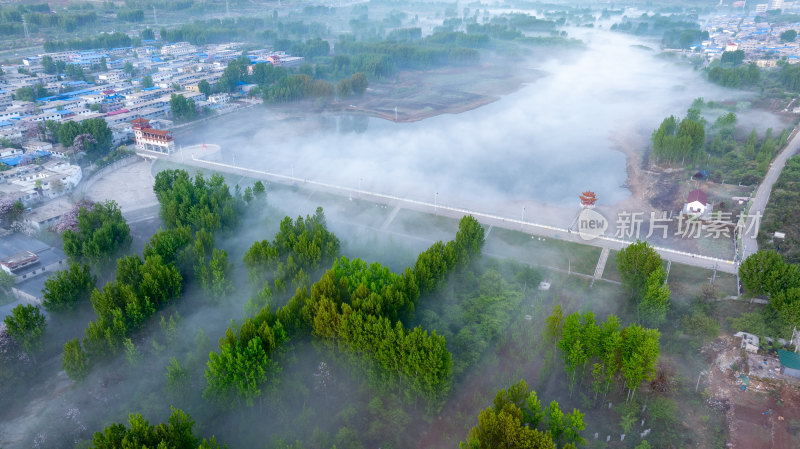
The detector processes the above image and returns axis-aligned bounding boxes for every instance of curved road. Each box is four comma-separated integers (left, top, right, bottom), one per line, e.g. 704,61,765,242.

741,126,800,260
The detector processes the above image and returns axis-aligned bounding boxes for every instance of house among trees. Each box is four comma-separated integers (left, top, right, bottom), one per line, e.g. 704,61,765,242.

682,189,711,218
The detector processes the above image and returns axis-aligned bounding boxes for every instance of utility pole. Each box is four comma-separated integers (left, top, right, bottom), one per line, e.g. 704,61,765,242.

435,192,439,215
395,106,398,121
521,206,525,230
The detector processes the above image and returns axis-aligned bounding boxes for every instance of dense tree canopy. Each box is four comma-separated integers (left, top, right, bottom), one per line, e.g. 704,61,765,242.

153,169,242,233
739,250,800,332
42,263,96,312
61,200,132,266
651,114,706,165
89,408,224,449
547,308,660,402
244,207,340,296
616,240,664,299
170,94,198,122
3,304,47,355
461,379,584,449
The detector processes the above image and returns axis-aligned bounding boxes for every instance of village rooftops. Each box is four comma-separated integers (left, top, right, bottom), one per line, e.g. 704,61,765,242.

0,250,38,272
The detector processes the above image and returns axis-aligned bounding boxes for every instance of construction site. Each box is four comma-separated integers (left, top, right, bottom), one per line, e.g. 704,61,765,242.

703,334,800,449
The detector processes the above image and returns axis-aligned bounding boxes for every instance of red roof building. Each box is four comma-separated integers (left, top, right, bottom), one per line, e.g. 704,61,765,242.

687,189,707,205
132,118,174,156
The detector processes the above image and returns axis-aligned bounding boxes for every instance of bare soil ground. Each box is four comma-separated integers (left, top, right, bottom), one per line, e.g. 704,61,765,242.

327,63,537,122
704,336,800,449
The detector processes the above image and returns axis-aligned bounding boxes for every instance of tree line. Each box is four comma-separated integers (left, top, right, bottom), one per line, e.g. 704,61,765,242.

205,214,486,409
61,170,246,380
707,63,760,88
205,207,336,407
43,32,139,52
89,408,224,449
650,111,705,165
545,305,661,403
42,118,114,160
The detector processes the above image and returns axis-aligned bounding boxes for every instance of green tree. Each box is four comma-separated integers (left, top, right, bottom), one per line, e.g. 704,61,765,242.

544,304,564,347
253,180,266,198
166,357,190,399
620,325,660,401
616,240,663,299
140,28,155,40
141,74,154,88
41,55,56,74
461,379,583,449
61,200,132,265
198,248,234,300
4,304,47,354
739,250,788,296
89,407,223,449
42,263,96,312
781,29,797,42
198,79,212,97
337,77,352,98
350,72,368,95
638,266,670,327
62,338,90,381
204,336,270,407
170,93,198,122
123,61,136,75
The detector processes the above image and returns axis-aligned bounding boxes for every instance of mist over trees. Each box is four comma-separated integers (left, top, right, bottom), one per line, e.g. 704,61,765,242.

460,379,585,449
42,263,96,313
3,304,47,355
61,200,132,266
545,306,661,403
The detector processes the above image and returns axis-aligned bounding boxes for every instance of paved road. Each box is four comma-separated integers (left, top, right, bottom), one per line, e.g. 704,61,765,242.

177,155,740,274
741,126,800,260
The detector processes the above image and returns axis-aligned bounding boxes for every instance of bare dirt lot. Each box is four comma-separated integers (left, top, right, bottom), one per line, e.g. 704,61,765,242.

705,336,800,449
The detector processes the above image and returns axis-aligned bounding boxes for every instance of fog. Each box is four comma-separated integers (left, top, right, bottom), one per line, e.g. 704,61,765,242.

0,8,789,449
182,28,755,229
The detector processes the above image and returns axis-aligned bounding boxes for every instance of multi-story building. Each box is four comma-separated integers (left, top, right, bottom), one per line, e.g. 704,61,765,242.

161,42,198,57
132,118,174,156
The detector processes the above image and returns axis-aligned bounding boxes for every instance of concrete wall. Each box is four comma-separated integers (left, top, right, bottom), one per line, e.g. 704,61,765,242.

785,367,800,378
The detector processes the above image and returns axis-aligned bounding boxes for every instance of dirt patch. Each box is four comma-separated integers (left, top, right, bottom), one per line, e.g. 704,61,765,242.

703,336,800,449
328,63,537,123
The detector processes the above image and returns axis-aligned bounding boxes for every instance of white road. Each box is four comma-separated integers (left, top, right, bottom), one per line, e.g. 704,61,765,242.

741,127,800,260
178,154,740,274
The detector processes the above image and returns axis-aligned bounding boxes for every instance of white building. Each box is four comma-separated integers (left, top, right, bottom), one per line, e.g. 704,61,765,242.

161,42,198,57
132,118,175,156
682,189,711,217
